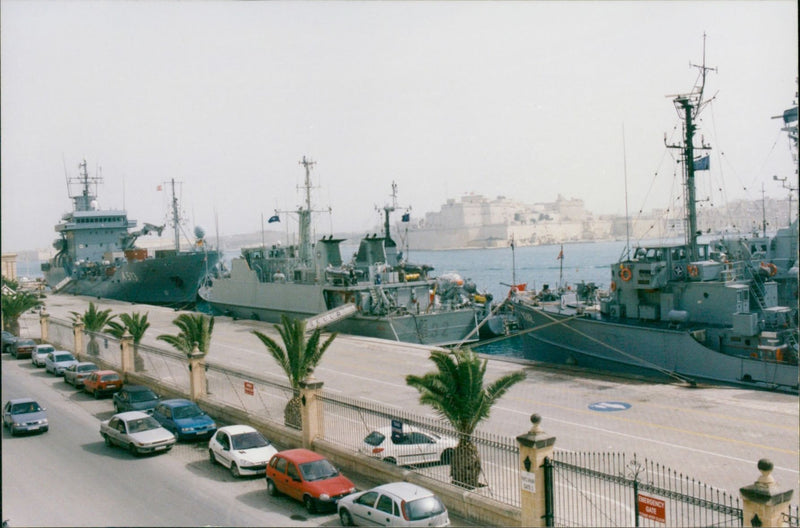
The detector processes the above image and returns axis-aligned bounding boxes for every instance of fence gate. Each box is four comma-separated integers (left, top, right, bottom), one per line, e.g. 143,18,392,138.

543,452,743,527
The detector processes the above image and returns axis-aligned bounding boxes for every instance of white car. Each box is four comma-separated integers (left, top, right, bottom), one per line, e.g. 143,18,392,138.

208,424,277,477
337,482,450,527
361,425,457,467
100,411,176,456
31,344,55,367
44,351,79,376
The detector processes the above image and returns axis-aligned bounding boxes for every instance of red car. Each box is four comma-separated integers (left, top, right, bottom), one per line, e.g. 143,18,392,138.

266,448,356,513
83,370,123,398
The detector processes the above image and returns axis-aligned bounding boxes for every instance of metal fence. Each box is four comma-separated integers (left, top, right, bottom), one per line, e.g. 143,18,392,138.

204,362,295,427
544,451,743,527
318,391,521,508
785,504,800,528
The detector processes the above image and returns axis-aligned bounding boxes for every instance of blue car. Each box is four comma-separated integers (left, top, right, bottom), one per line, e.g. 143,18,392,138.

151,399,216,441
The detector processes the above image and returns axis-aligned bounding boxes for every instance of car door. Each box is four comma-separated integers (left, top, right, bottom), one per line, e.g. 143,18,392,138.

269,456,290,495
373,493,402,526
106,417,123,446
283,460,305,501
155,405,176,433
213,431,232,468
349,491,380,526
2,402,11,427
405,431,438,465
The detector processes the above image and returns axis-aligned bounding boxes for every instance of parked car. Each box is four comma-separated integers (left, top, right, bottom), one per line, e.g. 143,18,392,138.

3,398,49,436
44,351,79,375
337,482,450,527
83,370,123,398
31,344,55,367
208,425,278,477
10,338,36,359
266,448,356,513
64,362,100,387
113,385,160,414
2,331,16,353
152,399,217,441
100,411,176,456
360,425,457,467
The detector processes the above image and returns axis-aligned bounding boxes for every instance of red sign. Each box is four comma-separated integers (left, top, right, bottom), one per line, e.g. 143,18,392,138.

244,381,254,396
638,494,666,523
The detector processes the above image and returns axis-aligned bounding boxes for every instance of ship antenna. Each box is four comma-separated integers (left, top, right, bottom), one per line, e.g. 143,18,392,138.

170,179,182,251
666,33,715,259
622,124,631,260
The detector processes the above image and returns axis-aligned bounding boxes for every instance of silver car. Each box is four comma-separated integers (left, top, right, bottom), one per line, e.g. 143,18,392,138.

31,344,55,367
64,362,99,388
3,398,49,436
337,482,450,527
44,351,79,376
100,411,177,456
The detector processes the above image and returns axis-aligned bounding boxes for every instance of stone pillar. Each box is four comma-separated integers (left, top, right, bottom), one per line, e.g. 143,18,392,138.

299,368,324,449
73,322,85,359
517,414,557,528
740,458,794,527
39,309,50,343
188,345,207,401
120,331,134,376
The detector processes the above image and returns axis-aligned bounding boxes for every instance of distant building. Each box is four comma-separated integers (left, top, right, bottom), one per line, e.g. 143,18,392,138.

2,253,17,281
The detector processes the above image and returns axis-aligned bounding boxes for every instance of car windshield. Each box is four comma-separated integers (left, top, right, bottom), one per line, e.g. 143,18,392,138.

56,354,75,362
12,402,41,414
78,364,98,372
231,431,269,450
364,431,386,446
18,340,35,346
129,390,157,402
39,347,54,353
299,459,339,482
173,405,203,419
101,374,120,381
127,416,162,433
405,496,446,521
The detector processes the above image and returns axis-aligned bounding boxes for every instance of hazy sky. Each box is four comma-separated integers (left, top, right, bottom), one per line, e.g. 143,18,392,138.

1,1,797,253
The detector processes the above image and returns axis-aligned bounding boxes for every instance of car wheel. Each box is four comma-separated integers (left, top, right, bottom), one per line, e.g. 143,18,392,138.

10,427,16,437
303,495,317,514
266,478,280,497
129,443,139,456
339,508,354,526
440,448,454,465
103,434,112,447
93,390,100,400
209,449,216,465
230,463,240,478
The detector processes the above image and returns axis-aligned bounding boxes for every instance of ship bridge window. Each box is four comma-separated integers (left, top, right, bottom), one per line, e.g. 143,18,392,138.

645,248,664,261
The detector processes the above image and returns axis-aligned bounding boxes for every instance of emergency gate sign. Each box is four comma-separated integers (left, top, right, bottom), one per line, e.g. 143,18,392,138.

638,493,666,523
244,381,254,395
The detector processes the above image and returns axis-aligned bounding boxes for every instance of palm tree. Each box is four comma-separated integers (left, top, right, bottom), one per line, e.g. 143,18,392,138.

251,315,337,428
406,348,526,488
1,290,43,335
70,301,116,355
157,313,214,357
106,312,150,371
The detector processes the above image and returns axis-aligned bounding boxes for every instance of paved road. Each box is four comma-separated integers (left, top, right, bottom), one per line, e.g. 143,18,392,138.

23,294,800,506
1,355,348,527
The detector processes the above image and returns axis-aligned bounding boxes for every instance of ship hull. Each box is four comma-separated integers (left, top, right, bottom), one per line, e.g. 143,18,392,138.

510,303,799,393
45,251,219,306
202,279,481,346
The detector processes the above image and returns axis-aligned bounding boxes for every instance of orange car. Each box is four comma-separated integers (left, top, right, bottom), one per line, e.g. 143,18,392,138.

83,370,123,399
266,448,356,513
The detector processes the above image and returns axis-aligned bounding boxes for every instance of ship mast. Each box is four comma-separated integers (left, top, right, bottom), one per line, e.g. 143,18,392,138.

71,159,102,212
667,34,715,259
382,181,399,249
170,179,181,251
298,156,316,264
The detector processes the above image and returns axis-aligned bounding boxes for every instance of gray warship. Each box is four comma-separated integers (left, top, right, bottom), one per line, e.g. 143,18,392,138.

200,157,491,345
507,47,798,393
41,160,220,306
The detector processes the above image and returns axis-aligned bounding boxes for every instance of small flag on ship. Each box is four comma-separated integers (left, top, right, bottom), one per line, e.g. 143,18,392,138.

401,212,410,222
693,156,710,171
268,215,280,223
557,246,563,260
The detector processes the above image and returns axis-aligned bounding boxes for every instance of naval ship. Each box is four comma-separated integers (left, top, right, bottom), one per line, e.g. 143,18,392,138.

41,160,220,306
200,157,491,346
508,46,799,393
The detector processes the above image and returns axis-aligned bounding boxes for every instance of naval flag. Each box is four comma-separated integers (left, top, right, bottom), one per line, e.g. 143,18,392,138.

268,215,280,223
693,156,710,171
